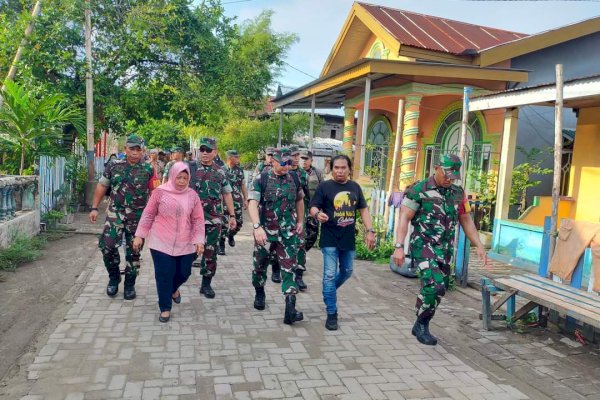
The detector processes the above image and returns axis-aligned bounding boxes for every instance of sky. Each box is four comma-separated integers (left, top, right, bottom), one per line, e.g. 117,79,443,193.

221,0,600,91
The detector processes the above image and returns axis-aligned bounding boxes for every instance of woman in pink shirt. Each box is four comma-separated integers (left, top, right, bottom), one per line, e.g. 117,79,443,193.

134,162,205,322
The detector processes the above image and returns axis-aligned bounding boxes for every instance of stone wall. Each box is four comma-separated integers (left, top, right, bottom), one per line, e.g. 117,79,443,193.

0,210,40,249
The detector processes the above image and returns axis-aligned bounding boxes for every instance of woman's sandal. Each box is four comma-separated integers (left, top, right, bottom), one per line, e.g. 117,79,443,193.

172,290,181,304
159,311,171,323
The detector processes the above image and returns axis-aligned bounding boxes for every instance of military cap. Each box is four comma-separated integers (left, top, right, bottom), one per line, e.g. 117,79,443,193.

272,147,292,165
125,134,144,148
265,147,276,156
289,145,300,155
437,154,462,180
171,146,184,153
199,137,216,150
149,148,159,154
226,149,239,157
300,150,313,159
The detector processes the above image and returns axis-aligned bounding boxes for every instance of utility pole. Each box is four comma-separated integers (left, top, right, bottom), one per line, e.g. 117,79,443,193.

84,0,97,207
549,64,564,260
458,86,472,184
0,1,43,106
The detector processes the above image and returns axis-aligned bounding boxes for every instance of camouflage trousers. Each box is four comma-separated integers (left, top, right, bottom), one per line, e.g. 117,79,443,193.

297,216,318,271
414,258,451,320
253,237,299,295
220,205,243,241
98,213,140,279
197,224,222,277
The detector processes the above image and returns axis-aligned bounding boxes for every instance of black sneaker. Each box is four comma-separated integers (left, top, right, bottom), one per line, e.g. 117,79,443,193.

228,235,235,247
325,313,338,331
283,295,298,325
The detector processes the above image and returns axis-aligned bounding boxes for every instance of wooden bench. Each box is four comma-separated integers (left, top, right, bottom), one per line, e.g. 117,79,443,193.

480,273,600,331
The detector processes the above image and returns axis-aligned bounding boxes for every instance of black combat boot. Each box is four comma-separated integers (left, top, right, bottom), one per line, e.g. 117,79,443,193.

218,239,226,255
411,316,437,346
200,276,215,298
123,274,136,300
325,313,338,331
228,234,235,247
106,268,121,297
295,270,307,291
283,295,303,325
254,287,266,310
271,265,281,283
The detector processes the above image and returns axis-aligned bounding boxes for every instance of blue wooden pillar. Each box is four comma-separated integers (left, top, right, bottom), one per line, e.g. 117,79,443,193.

538,216,552,277
455,226,470,287
0,187,6,220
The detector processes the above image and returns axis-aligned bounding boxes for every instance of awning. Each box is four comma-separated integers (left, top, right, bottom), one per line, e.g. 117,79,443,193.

272,58,529,110
470,74,600,111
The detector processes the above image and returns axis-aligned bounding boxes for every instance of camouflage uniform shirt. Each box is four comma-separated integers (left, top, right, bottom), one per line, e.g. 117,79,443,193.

289,167,309,216
99,160,153,214
248,171,304,241
401,176,468,265
193,163,232,225
226,165,245,206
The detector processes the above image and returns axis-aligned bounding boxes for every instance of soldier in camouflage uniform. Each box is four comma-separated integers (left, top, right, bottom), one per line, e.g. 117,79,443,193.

393,154,487,345
248,148,305,325
287,145,310,291
193,137,237,298
301,150,323,267
89,135,153,300
219,150,248,248
162,146,184,183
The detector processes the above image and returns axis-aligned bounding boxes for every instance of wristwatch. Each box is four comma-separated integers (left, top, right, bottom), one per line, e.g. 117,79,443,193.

366,228,375,234
253,223,261,229
394,243,404,249
229,215,235,218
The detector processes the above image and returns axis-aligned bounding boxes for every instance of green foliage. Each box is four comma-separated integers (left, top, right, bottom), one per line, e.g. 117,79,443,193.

510,147,553,216
468,170,497,232
65,154,87,201
0,231,47,271
0,80,85,174
216,113,315,164
354,216,395,263
42,210,65,223
0,0,297,137
127,118,187,151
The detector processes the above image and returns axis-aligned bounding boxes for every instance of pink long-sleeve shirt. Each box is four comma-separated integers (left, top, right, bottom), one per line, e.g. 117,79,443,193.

135,188,205,256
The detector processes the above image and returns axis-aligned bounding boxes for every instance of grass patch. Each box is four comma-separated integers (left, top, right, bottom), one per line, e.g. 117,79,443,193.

0,231,48,272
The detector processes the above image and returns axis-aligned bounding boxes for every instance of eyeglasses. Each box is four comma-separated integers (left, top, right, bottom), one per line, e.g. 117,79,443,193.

278,160,290,167
300,157,309,160
199,147,212,153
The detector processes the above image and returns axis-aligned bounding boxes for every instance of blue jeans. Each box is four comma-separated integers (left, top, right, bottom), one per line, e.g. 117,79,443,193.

321,247,355,315
150,249,195,312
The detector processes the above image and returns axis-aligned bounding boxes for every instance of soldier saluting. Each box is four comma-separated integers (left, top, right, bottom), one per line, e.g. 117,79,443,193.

192,137,236,298
89,135,153,300
248,148,305,325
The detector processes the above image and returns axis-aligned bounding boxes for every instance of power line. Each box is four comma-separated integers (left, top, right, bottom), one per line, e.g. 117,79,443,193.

283,61,318,80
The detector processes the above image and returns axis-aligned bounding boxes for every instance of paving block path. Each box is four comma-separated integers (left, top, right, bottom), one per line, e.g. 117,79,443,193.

19,226,530,400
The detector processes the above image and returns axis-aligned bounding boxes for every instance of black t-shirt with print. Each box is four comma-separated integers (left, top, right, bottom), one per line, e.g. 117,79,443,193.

309,179,367,251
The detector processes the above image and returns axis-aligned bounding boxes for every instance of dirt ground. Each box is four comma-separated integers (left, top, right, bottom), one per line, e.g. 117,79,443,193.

0,233,98,386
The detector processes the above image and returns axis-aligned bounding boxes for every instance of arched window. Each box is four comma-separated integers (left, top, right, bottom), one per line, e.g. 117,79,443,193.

364,117,391,186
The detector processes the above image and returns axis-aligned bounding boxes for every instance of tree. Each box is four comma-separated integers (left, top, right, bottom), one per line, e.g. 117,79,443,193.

510,147,553,216
0,80,84,174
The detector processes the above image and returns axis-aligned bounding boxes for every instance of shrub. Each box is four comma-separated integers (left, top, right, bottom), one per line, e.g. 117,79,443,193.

0,232,47,271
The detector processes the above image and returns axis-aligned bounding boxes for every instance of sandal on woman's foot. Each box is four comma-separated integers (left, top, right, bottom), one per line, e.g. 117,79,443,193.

159,311,171,323
172,290,181,304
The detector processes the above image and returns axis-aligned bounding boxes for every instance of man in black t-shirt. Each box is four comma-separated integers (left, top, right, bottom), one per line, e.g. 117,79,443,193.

309,155,375,330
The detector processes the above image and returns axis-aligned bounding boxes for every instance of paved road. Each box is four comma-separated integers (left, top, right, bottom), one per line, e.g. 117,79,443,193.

15,226,532,400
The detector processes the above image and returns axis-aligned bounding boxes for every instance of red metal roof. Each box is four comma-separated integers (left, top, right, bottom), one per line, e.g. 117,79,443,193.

359,2,528,56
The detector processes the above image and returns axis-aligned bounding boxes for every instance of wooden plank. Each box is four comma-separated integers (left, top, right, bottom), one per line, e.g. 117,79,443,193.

495,278,600,317
491,289,517,313
523,273,600,302
512,301,538,322
492,279,600,329
513,275,600,309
